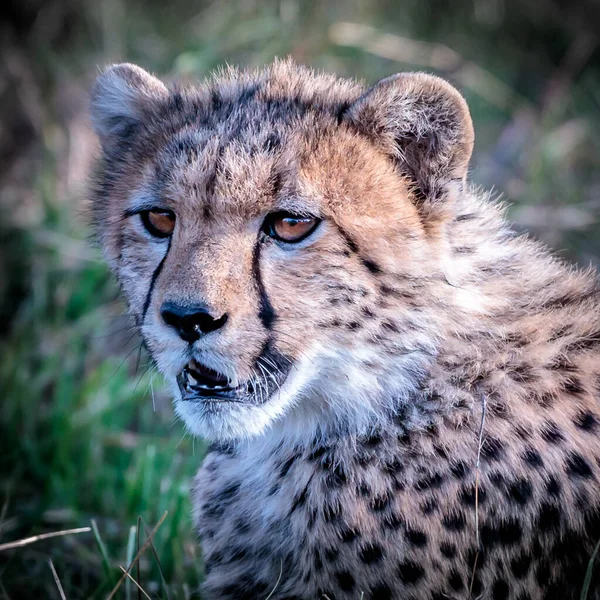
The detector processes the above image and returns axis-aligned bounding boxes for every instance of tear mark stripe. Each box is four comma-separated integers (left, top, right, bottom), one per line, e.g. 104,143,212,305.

142,238,172,323
252,242,276,329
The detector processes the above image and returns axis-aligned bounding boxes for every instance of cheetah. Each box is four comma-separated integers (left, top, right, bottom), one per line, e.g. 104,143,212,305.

89,59,600,599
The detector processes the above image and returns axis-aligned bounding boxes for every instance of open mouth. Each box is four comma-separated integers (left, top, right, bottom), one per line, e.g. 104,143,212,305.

176,346,293,405
177,359,242,400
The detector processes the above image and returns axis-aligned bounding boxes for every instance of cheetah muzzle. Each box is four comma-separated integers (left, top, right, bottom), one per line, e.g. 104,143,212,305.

89,59,600,600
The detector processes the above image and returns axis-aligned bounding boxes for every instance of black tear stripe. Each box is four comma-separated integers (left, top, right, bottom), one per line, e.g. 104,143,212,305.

142,238,172,323
335,224,382,275
252,242,276,330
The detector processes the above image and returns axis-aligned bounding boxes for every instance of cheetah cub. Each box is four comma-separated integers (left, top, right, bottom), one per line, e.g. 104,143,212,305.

90,60,600,599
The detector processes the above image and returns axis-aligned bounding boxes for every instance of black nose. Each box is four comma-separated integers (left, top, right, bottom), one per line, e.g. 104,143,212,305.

160,302,228,343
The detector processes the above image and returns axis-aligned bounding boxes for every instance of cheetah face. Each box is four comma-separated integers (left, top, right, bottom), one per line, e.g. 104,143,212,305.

90,61,473,441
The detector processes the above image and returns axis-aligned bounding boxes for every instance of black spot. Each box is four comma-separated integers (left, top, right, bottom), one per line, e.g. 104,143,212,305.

202,502,225,519
397,431,412,445
362,306,375,318
216,482,241,503
335,570,355,592
522,448,544,468
433,444,448,459
442,512,466,531
507,478,533,505
536,502,561,531
566,452,594,478
535,561,551,585
481,518,522,546
381,458,403,475
325,547,339,562
369,583,392,600
440,542,456,559
574,411,598,432
229,546,248,561
450,461,469,479
359,543,384,564
313,550,324,572
420,499,438,515
563,376,585,395
397,561,424,584
481,437,504,461
370,493,391,512
516,423,533,438
460,484,487,507
323,502,342,522
414,473,445,491
471,575,483,597
546,476,561,497
279,454,298,478
510,553,532,579
405,528,428,547
234,518,251,535
358,482,372,496
326,464,348,488
448,570,464,591
340,526,360,543
307,445,328,461
492,579,509,600
455,213,477,222
381,321,399,333
383,513,405,530
364,432,382,447
290,486,309,513
541,420,565,444
362,259,381,274
346,321,362,330
208,441,237,456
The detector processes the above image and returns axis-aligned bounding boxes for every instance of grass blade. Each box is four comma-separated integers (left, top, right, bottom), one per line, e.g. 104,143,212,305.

125,526,136,600
581,538,600,600
90,520,113,584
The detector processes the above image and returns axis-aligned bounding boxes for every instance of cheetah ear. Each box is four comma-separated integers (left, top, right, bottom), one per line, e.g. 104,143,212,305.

344,72,474,211
90,63,168,145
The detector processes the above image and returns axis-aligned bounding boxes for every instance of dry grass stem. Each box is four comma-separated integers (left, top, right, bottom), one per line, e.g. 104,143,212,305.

119,566,152,600
0,527,91,552
48,559,67,600
106,510,168,600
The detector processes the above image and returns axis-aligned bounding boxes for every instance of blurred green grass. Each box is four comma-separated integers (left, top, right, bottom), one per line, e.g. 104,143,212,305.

0,0,599,597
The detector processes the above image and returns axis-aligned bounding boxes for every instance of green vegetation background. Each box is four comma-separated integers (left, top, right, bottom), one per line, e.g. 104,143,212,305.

1,0,599,597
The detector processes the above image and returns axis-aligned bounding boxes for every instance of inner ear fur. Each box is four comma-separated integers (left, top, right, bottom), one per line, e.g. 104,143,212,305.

90,63,168,146
344,72,474,210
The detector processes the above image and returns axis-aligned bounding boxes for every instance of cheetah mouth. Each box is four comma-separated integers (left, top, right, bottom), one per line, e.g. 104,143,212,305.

177,359,246,401
176,346,293,405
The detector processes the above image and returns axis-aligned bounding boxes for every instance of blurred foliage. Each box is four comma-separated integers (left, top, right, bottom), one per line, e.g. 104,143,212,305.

0,0,599,597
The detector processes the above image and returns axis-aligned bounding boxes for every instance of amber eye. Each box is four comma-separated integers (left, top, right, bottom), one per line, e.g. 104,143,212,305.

265,212,320,243
140,209,176,238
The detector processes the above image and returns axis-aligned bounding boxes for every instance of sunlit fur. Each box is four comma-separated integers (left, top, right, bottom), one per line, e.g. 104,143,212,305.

91,60,600,599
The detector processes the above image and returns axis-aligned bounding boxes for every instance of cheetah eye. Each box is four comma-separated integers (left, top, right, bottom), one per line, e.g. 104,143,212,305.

264,211,320,244
140,209,176,239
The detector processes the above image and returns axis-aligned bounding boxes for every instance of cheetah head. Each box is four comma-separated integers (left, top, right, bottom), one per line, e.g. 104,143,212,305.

90,60,474,441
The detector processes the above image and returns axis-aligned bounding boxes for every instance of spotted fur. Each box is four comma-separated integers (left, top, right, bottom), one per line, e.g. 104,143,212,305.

90,59,600,599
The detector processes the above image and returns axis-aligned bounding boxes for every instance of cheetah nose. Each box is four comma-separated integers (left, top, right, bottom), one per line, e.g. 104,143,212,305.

160,301,228,343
